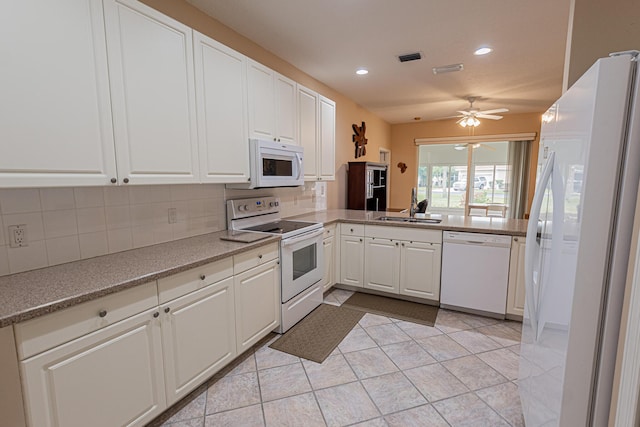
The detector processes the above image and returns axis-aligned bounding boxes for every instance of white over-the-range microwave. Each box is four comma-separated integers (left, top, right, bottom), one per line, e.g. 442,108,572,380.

228,139,304,189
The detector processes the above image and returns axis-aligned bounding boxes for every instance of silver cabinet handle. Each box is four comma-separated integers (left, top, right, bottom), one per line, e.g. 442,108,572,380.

164,307,170,313
200,274,206,280
123,178,129,184
98,310,107,318
258,254,263,259
153,312,159,318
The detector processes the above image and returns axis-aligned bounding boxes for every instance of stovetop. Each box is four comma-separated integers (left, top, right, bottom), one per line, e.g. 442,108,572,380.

226,197,322,239
243,220,320,235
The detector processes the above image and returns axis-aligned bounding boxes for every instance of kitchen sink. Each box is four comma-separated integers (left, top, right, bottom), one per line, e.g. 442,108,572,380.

377,216,442,224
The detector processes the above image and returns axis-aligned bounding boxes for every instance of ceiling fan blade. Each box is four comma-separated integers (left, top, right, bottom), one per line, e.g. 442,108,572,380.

477,108,509,115
457,111,471,115
476,114,503,120
437,115,464,120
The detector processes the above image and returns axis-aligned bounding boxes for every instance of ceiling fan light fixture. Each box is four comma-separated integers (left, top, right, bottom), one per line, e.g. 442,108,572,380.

474,47,493,56
458,116,481,127
356,68,369,75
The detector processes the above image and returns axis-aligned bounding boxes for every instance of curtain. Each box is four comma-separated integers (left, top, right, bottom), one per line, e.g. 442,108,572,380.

507,140,531,219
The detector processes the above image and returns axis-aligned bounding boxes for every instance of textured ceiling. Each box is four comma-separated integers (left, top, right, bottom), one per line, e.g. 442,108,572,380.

187,0,571,124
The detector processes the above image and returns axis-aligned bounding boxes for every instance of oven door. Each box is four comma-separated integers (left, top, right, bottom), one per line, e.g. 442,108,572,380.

280,227,324,302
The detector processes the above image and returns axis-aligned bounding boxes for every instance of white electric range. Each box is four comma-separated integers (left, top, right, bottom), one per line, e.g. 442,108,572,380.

226,197,325,333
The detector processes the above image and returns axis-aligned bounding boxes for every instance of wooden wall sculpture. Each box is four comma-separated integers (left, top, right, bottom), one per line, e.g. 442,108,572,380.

352,121,367,158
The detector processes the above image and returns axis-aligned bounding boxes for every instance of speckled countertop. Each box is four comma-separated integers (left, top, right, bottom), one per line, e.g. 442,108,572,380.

0,210,527,328
289,209,529,236
0,231,280,328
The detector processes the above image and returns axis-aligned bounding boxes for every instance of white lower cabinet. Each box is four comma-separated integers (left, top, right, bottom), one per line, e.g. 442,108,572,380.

506,236,526,317
364,237,400,293
340,227,365,287
20,308,166,427
233,243,280,354
360,225,442,302
399,241,442,300
234,258,280,354
16,244,282,427
160,276,236,405
320,226,336,292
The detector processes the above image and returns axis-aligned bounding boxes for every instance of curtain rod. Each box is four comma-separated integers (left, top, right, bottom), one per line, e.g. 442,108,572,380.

414,132,537,145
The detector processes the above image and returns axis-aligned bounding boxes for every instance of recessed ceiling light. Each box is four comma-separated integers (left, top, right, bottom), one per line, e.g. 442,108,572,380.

356,68,369,75
474,47,493,56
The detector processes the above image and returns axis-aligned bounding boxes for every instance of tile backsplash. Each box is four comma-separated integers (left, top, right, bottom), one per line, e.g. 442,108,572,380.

0,182,326,276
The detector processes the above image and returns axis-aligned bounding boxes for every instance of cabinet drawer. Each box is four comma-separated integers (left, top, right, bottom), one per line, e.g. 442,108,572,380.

365,225,442,243
158,257,233,304
233,243,279,274
15,283,158,360
323,224,336,239
340,223,365,236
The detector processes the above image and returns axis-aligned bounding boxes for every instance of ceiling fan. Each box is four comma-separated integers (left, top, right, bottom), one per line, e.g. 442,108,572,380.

455,97,509,127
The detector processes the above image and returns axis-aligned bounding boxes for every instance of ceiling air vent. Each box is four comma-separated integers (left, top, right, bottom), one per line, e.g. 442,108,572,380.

398,52,422,63
432,63,464,75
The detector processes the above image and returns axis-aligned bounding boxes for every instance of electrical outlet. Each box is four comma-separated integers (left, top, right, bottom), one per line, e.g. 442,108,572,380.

8,224,28,248
168,208,178,224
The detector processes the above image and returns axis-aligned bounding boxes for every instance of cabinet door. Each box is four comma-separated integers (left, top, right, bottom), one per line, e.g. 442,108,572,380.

0,0,117,187
340,236,364,287
104,0,199,185
507,237,526,317
364,238,400,293
319,96,336,181
194,32,249,183
298,85,319,179
399,241,442,300
321,236,336,292
275,73,297,144
21,309,165,427
234,259,280,354
160,277,236,405
247,59,276,140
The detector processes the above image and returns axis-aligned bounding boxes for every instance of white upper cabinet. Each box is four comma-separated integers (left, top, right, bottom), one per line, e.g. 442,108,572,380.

298,85,319,180
319,95,336,181
297,85,336,181
0,0,117,187
194,32,249,183
103,0,199,185
275,74,298,145
247,59,297,144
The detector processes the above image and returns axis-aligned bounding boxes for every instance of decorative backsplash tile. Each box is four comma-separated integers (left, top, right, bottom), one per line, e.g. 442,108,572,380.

0,181,326,276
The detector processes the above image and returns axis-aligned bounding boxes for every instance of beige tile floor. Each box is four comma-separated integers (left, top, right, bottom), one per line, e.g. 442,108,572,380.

154,288,524,427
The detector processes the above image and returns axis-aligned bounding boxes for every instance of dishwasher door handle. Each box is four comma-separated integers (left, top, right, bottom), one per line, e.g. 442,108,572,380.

464,240,487,245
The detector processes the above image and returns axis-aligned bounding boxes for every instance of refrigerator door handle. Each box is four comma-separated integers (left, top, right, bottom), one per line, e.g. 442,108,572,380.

525,151,555,340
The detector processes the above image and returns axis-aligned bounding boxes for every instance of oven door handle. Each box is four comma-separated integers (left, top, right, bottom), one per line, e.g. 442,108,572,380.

282,228,324,247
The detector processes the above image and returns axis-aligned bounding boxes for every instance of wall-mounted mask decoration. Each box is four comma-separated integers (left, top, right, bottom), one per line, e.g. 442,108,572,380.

352,121,367,158
397,162,407,173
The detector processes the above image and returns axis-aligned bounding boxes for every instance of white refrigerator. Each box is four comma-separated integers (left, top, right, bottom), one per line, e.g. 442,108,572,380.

519,51,640,426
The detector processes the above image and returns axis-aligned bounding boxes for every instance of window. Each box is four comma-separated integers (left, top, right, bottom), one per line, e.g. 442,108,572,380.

417,142,518,216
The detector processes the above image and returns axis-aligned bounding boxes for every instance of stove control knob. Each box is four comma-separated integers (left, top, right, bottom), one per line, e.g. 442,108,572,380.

275,201,279,207
269,202,275,207
239,204,248,212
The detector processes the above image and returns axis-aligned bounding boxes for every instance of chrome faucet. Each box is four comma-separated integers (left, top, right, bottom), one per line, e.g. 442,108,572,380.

409,187,418,217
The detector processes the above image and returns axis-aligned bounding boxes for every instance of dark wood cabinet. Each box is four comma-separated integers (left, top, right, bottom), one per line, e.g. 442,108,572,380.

347,162,387,211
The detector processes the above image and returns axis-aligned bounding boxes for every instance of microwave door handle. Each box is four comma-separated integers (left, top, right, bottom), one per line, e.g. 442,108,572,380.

282,228,324,247
295,153,303,180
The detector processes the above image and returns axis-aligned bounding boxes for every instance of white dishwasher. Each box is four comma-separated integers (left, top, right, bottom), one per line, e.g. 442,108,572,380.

440,231,512,316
